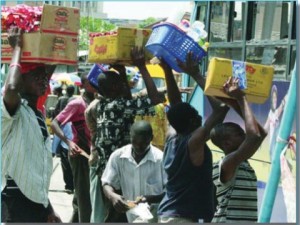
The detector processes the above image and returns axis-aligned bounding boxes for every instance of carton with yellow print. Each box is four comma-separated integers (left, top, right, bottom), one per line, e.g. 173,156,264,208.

204,57,274,104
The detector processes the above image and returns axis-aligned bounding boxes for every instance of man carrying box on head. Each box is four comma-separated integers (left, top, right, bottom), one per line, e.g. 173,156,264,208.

85,46,165,223
1,27,60,222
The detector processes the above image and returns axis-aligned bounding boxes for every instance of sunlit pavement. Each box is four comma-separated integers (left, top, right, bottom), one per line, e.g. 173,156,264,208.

49,157,73,223
49,157,288,223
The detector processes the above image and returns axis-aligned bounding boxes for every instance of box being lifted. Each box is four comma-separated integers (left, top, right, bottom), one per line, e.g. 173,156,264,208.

204,57,274,104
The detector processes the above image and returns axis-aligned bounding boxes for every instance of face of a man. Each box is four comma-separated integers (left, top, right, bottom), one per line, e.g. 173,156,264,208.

23,67,49,96
131,134,151,156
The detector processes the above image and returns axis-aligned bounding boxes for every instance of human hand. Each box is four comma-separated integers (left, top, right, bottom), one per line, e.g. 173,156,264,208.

222,77,245,99
68,141,83,157
111,193,130,213
159,58,172,73
8,27,23,49
131,46,146,67
177,51,202,78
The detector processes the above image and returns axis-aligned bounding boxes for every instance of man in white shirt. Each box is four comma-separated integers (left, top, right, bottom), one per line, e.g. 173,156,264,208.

101,121,166,223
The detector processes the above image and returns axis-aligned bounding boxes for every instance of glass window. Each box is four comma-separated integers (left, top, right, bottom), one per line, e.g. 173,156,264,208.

208,48,243,61
210,2,230,42
251,2,293,41
231,2,245,42
246,46,287,77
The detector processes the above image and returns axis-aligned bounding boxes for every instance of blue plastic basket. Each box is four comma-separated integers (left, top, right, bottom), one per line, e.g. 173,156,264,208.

87,64,108,89
145,23,207,72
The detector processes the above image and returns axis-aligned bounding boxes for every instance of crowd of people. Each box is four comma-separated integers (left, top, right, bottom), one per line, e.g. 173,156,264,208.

1,26,267,223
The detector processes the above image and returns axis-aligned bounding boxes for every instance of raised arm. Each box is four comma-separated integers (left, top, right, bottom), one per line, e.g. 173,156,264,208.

178,52,230,166
131,46,165,105
221,77,267,182
160,60,182,106
3,27,23,116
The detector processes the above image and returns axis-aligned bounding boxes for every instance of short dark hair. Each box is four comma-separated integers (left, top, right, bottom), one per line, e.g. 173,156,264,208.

210,122,245,148
66,85,75,96
130,120,153,139
97,71,120,94
167,102,202,134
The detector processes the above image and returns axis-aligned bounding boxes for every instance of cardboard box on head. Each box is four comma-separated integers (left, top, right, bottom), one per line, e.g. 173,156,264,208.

88,27,152,65
1,4,80,65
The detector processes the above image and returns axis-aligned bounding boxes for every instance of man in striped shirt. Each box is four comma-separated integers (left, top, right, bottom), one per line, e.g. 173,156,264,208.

210,77,267,222
1,27,60,222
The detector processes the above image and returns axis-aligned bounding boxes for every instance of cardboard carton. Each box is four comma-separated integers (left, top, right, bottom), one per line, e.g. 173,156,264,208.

1,4,79,65
40,4,80,36
1,33,78,65
88,27,152,65
204,57,274,104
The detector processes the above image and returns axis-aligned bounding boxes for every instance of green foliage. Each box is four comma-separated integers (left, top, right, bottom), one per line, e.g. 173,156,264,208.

138,17,158,28
79,16,116,51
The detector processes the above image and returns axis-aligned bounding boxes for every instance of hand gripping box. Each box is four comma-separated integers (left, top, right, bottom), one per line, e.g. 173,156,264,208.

88,27,152,65
204,57,274,104
1,4,79,65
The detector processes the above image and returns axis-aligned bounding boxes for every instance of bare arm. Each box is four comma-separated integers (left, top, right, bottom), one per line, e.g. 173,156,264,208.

51,118,82,157
103,184,129,213
3,27,23,116
177,52,229,166
131,47,165,105
160,60,182,106
220,77,267,183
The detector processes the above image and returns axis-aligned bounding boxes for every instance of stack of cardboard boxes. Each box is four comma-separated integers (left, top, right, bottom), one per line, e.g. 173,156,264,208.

1,4,80,65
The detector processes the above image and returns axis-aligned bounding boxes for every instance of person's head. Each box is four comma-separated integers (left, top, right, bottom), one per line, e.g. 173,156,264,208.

167,102,202,135
271,85,278,111
80,72,96,95
130,121,153,156
53,86,62,97
66,85,75,97
97,71,124,98
210,122,245,154
21,64,55,97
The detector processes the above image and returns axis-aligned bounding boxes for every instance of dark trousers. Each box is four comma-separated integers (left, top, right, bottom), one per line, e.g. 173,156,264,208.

58,145,74,190
1,188,49,222
69,154,92,223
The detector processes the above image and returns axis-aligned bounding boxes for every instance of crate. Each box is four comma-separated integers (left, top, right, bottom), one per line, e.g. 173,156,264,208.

145,22,207,72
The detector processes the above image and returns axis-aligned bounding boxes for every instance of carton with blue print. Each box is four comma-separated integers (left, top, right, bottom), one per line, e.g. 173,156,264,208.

204,57,274,104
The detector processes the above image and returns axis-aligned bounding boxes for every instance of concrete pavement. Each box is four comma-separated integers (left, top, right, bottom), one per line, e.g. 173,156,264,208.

49,157,73,223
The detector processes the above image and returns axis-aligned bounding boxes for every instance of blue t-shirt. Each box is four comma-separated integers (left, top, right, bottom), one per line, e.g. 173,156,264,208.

158,134,215,222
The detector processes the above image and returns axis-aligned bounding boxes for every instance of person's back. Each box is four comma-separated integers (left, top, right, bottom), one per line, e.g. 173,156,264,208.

157,52,229,223
159,134,215,222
